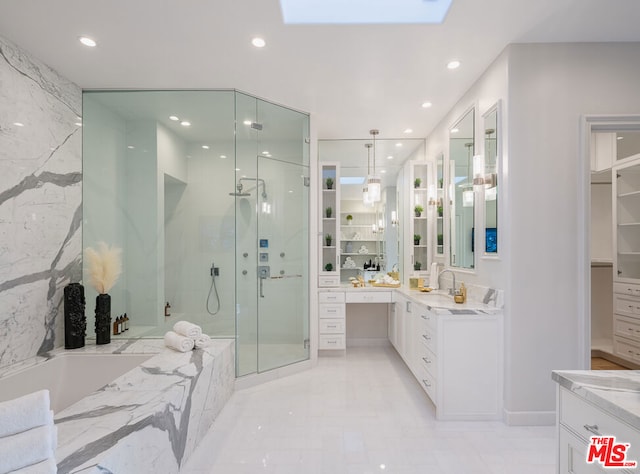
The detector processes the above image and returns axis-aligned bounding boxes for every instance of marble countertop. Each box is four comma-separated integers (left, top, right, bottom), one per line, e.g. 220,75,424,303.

395,287,502,315
552,370,640,431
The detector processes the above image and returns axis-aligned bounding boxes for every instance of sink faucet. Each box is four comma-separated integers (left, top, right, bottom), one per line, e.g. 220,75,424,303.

438,269,457,296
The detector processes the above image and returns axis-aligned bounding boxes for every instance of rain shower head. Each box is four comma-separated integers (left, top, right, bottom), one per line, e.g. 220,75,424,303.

229,183,251,197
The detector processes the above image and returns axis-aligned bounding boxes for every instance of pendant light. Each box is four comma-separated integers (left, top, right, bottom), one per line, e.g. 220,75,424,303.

363,143,373,206
367,129,382,202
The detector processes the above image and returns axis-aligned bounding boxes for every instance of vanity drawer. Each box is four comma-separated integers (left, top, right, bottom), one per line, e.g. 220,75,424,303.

615,316,640,342
559,388,638,448
419,326,437,353
319,318,345,334
614,282,640,298
614,295,640,318
319,334,345,350
319,303,345,319
418,310,436,330
416,344,437,378
345,291,392,303
318,275,340,288
416,366,436,403
318,291,345,303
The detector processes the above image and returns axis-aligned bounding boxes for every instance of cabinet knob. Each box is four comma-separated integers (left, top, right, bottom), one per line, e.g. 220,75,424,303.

422,380,431,388
583,424,601,436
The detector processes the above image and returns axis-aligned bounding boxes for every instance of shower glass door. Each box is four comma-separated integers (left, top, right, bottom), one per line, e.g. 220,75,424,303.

235,93,310,376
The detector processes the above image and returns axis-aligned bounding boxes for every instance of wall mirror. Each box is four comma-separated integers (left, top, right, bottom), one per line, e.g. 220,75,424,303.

436,153,445,255
483,104,499,254
318,139,425,282
448,108,475,269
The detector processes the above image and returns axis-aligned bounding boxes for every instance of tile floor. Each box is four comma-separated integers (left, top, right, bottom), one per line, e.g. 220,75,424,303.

180,345,556,474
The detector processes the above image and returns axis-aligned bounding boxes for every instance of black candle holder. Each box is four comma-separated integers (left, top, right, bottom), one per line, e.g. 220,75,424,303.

64,283,86,349
95,293,111,345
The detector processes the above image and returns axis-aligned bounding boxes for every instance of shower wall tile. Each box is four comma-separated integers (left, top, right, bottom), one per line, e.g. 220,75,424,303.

0,35,82,369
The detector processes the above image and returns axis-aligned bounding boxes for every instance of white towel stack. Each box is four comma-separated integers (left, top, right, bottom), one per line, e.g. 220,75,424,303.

0,390,57,474
164,321,210,352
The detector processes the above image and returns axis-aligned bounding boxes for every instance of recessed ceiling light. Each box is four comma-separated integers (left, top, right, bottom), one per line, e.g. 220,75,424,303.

235,168,241,171
169,115,179,121
13,122,24,127
180,121,191,127
202,145,210,149
421,101,432,109
243,120,252,125
447,60,461,70
79,36,97,47
127,145,135,149
252,37,266,48
617,136,624,140
262,151,270,155
395,143,403,147
387,155,394,160
220,155,227,159
404,128,413,134
451,128,459,133
381,170,387,174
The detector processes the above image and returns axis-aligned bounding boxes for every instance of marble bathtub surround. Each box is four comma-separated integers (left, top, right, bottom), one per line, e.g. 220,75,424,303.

0,34,82,369
50,339,235,473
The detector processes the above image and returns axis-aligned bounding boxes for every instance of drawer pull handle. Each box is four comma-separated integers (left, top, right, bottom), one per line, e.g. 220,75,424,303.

584,424,601,436
421,315,430,320
422,357,431,364
327,341,337,344
327,325,337,328
422,334,431,341
422,380,431,388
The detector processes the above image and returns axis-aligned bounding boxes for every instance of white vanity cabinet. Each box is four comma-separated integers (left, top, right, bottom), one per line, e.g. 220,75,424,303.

397,297,503,421
613,282,640,364
554,372,640,474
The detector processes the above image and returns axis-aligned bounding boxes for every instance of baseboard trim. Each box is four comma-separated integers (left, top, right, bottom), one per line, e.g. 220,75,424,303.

346,338,390,347
235,359,312,390
591,348,640,369
503,409,556,426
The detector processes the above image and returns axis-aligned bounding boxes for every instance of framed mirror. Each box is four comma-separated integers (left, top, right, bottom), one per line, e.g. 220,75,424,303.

448,108,475,269
483,104,499,254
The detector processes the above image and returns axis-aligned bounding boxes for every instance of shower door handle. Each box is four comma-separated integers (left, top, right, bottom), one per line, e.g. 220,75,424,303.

258,266,270,298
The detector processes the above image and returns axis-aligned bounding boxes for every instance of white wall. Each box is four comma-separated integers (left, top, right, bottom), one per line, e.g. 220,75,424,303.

506,42,640,423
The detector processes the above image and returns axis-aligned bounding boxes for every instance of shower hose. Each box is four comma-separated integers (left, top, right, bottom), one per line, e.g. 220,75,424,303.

206,273,221,316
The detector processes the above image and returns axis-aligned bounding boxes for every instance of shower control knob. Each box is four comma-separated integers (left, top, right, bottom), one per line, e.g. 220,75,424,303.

243,253,248,258
242,270,247,275
280,270,285,275
280,252,285,258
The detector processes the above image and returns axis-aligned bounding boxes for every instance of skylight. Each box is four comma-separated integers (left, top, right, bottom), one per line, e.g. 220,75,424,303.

279,0,452,24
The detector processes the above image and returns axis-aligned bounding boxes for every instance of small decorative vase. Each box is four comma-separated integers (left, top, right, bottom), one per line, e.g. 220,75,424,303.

95,293,111,345
64,283,86,349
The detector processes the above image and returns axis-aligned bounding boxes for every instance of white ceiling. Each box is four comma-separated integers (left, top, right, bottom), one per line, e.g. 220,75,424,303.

1,0,640,142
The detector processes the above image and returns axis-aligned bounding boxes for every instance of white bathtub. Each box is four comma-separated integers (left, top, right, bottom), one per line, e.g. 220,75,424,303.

0,353,152,412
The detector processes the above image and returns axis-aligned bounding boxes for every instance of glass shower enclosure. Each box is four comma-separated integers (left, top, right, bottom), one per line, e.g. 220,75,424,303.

82,90,310,377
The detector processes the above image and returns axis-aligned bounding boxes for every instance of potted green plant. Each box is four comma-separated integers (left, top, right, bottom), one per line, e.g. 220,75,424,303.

324,262,333,272
414,177,422,188
437,205,443,217
414,261,422,271
346,214,353,225
437,233,444,246
325,177,334,190
414,234,421,245
325,206,332,218
414,205,424,217
438,178,444,189
325,234,333,246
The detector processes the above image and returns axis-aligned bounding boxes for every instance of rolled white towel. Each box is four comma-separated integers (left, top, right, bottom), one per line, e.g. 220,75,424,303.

164,331,195,352
9,457,57,474
0,424,57,474
0,390,52,438
173,321,202,338
194,333,212,349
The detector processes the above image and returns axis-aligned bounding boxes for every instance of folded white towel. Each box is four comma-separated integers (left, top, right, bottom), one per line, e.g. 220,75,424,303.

9,457,57,474
0,390,52,438
194,333,212,349
173,321,202,338
164,331,195,352
0,424,57,474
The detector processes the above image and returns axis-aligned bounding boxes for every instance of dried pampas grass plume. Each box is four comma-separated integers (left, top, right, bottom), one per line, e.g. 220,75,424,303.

84,242,122,294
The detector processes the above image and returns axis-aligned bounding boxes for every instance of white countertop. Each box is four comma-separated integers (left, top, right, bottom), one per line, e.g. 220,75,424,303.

552,370,640,431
